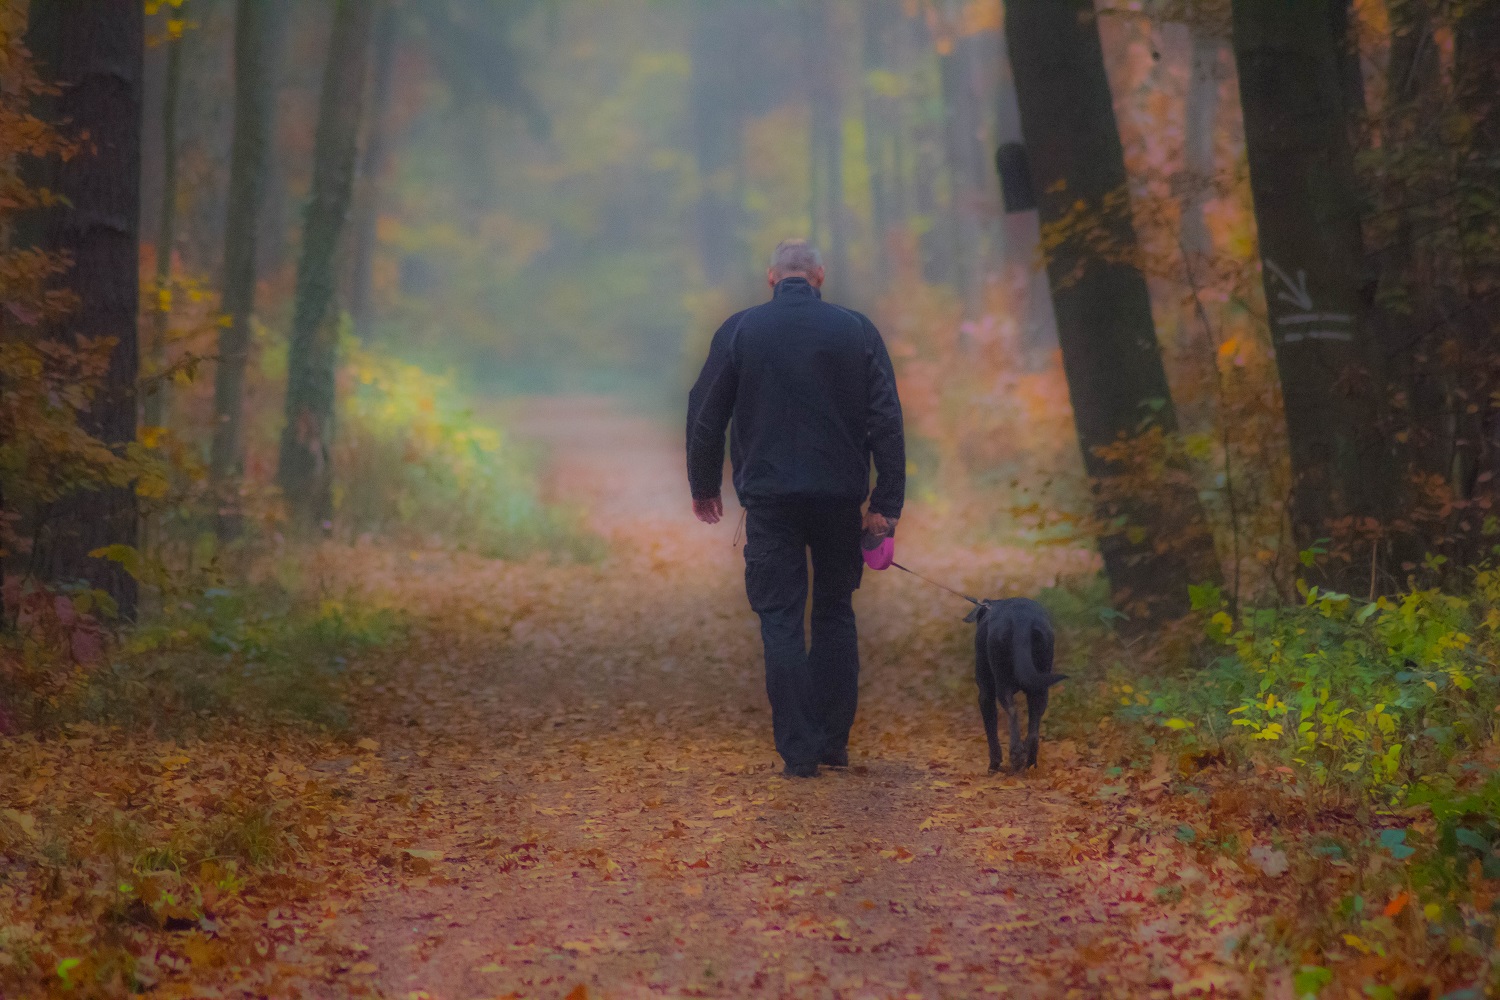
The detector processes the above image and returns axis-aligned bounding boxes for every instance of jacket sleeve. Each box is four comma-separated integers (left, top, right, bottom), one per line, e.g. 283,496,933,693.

685,314,741,501
865,321,906,520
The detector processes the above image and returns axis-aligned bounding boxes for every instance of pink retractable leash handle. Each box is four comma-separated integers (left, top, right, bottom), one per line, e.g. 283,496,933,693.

860,527,895,571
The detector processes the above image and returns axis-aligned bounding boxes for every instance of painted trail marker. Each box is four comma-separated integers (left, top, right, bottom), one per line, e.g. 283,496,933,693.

1264,258,1354,344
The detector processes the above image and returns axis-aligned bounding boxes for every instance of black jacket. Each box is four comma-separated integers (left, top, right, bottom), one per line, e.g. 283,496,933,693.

686,278,906,519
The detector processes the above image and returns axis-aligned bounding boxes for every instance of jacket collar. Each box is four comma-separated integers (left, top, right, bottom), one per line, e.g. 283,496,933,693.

773,277,822,300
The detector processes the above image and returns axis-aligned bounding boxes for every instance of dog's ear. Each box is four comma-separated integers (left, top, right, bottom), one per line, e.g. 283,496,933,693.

963,603,988,624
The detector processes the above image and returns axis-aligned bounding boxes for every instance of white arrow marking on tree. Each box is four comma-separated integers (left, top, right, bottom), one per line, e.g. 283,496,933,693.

1264,258,1314,311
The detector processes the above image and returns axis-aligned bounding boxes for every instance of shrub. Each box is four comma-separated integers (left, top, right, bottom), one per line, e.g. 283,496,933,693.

336,346,602,561
1123,580,1499,803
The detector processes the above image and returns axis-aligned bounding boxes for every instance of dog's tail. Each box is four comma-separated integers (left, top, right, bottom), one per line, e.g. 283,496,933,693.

1012,622,1067,690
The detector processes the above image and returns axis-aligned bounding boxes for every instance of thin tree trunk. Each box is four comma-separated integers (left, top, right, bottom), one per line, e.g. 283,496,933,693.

22,0,144,618
909,12,954,287
1230,0,1395,578
859,0,899,289
1180,25,1224,263
145,25,183,430
210,0,276,534
1006,0,1220,622
806,0,846,288
938,7,991,319
277,0,376,533
349,0,399,341
689,2,748,288
255,2,297,283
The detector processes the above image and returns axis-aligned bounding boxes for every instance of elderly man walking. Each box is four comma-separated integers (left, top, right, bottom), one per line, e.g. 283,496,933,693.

686,240,906,777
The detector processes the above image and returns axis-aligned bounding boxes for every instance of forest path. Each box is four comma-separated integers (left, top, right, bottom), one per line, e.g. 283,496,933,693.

323,397,1241,1000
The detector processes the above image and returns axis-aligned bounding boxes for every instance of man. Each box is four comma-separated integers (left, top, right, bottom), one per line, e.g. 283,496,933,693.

686,239,906,778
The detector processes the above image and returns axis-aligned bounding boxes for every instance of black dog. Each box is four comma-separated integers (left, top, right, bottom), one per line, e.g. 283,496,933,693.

965,598,1067,773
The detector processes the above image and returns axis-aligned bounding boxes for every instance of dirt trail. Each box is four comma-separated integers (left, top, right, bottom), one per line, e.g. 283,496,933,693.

320,397,1244,999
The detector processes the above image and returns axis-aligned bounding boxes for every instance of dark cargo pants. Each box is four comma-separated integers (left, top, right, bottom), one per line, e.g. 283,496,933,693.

742,500,863,768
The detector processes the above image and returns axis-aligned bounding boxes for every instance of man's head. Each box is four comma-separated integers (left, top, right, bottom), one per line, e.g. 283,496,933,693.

767,239,825,290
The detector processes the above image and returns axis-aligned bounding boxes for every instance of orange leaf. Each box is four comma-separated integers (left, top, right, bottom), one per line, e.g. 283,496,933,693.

1384,891,1411,917
564,986,589,1000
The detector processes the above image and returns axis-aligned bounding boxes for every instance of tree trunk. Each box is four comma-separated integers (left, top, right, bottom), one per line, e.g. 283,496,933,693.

277,0,376,533
255,1,297,283
1006,0,1219,621
807,0,847,288
688,2,749,288
938,6,992,319
1230,0,1395,577
1452,0,1500,508
910,13,954,287
210,0,277,532
859,0,901,290
145,24,183,430
1179,25,1224,263
348,0,399,341
995,24,1058,364
23,0,144,618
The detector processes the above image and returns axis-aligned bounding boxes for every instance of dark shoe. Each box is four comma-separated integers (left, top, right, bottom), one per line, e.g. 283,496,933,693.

820,748,849,768
782,762,820,778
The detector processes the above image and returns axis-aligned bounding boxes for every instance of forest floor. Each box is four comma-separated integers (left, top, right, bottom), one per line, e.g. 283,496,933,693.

4,398,1287,999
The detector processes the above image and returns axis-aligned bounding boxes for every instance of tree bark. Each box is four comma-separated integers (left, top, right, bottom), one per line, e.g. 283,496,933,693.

859,0,902,290
938,5,992,319
688,2,750,288
210,0,277,531
22,0,144,617
145,24,183,430
807,0,847,288
1179,25,1224,263
1451,0,1500,506
1006,0,1220,621
1230,0,1395,574
277,0,376,533
349,0,399,341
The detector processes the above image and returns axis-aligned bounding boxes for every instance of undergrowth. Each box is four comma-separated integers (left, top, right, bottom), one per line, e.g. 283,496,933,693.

1048,569,1500,997
336,345,604,562
0,579,404,737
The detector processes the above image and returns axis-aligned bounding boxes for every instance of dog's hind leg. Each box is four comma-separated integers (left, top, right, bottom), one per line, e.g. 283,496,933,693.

1024,688,1049,769
975,632,1003,773
999,689,1024,774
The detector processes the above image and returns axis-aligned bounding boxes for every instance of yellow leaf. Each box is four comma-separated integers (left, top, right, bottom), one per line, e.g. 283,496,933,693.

1163,718,1194,730
356,737,380,752
349,961,378,975
1,809,37,841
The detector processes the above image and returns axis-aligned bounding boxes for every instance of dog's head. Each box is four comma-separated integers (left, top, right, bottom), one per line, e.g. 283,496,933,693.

962,600,992,624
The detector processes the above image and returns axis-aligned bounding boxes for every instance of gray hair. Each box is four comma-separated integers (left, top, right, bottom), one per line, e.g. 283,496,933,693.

769,239,823,277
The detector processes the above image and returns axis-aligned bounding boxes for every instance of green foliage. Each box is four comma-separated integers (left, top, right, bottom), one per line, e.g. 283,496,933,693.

1122,580,1500,800
337,345,603,562
70,583,405,734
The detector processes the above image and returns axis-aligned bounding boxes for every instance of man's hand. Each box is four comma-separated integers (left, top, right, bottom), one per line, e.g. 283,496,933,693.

863,510,896,536
693,496,724,525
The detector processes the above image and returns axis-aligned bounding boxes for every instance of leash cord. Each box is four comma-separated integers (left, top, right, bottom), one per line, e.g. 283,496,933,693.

890,561,981,606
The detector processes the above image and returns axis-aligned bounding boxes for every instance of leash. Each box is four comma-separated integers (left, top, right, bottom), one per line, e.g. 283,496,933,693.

890,561,981,606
